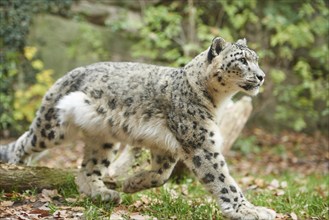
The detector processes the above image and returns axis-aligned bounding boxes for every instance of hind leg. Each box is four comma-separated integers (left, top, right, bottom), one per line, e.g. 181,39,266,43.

76,137,121,203
123,148,178,193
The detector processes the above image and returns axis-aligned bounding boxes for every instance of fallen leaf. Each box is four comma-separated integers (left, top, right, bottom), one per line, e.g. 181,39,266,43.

290,212,298,220
254,178,266,188
71,206,85,212
270,179,280,188
281,181,288,188
66,197,78,203
140,195,151,205
110,213,125,220
41,189,60,198
40,189,60,202
133,200,143,208
53,210,67,218
240,176,254,186
181,184,188,195
130,213,157,220
0,201,14,207
275,190,285,196
39,202,51,211
29,209,50,217
275,213,290,219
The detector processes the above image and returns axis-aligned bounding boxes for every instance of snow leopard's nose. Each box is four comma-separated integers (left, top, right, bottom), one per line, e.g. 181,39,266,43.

256,74,263,82
256,69,265,84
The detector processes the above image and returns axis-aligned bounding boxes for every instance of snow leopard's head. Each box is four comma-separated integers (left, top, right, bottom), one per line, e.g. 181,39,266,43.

207,37,265,96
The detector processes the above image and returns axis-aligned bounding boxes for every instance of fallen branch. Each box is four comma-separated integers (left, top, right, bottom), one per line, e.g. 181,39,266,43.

0,163,76,192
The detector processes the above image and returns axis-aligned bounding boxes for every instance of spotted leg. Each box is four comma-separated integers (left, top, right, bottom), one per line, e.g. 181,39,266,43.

181,145,276,220
173,119,276,220
123,149,178,193
76,138,121,203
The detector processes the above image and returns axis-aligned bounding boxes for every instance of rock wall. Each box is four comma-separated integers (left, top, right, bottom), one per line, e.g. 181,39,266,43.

27,0,144,78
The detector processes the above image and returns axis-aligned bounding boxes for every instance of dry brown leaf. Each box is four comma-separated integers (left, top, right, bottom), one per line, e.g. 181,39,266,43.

71,206,85,212
66,197,78,203
181,184,188,195
254,178,266,188
240,176,254,185
41,189,59,198
53,210,68,218
40,189,60,203
29,208,51,217
133,200,143,208
0,200,14,207
275,213,290,219
140,195,151,205
3,193,14,198
28,196,37,203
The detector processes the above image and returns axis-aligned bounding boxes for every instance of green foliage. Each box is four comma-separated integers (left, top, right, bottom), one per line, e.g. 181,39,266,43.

68,21,108,62
0,51,19,132
233,136,260,155
0,0,73,135
262,1,329,131
111,2,214,66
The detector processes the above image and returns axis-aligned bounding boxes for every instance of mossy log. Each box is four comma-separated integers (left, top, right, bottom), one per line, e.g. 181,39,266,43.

0,163,76,192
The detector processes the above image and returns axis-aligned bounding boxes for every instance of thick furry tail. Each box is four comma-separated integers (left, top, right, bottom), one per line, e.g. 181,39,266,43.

0,131,31,164
0,141,16,163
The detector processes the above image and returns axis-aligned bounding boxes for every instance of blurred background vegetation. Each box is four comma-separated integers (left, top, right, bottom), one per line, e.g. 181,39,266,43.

0,0,328,136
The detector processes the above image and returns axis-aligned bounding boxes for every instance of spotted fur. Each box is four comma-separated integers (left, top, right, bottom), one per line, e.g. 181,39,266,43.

0,37,275,219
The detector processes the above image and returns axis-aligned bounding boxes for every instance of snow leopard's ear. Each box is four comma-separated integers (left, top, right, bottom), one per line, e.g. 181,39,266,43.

236,38,247,46
207,37,226,63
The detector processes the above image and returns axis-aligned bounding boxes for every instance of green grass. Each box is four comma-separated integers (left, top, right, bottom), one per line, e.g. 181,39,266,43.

65,173,328,219
245,173,328,219
1,172,327,219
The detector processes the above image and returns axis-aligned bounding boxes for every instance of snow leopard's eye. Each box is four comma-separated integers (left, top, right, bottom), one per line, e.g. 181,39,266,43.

239,58,247,65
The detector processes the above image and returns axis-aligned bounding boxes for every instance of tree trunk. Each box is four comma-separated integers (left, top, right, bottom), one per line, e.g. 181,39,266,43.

218,96,253,154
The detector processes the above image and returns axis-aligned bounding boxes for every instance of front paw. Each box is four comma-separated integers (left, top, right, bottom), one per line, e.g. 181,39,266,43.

223,203,276,220
91,188,122,204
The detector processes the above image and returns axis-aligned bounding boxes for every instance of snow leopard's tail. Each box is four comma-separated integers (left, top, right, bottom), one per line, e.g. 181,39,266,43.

0,141,17,163
0,131,32,164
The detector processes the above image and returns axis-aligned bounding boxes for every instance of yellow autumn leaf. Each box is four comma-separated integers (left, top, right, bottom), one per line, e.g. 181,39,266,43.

32,60,44,70
13,100,20,109
15,90,23,98
36,69,54,86
30,84,46,96
25,105,36,122
24,46,37,60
